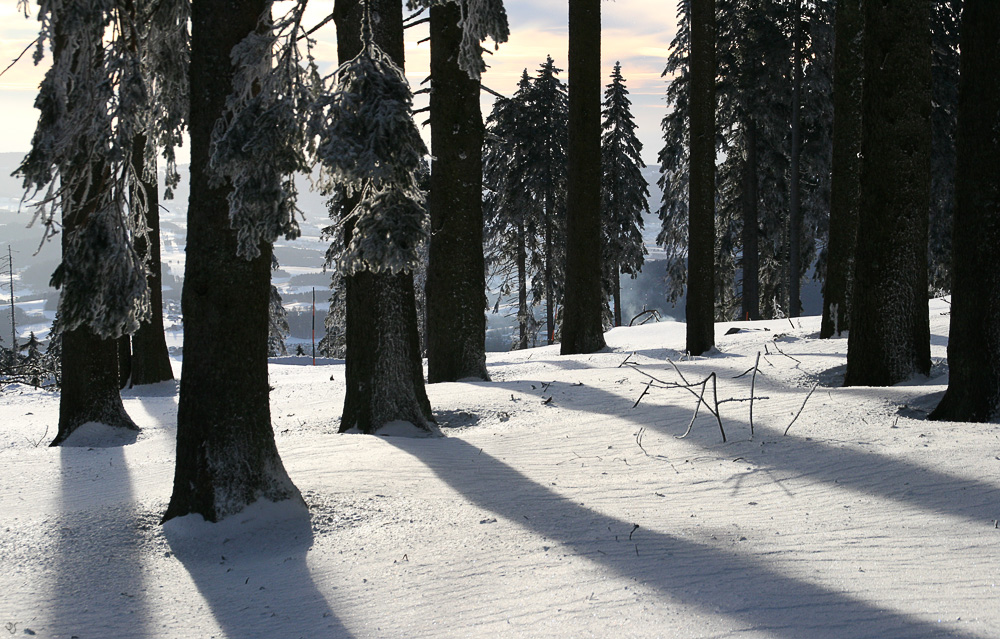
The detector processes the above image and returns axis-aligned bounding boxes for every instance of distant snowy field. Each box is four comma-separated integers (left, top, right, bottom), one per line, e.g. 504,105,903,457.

2,297,998,638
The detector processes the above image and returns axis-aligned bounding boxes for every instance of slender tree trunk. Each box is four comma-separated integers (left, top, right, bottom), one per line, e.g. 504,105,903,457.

613,268,622,328
788,0,803,318
561,0,607,355
129,133,174,385
929,0,1000,422
426,1,488,382
844,0,931,387
544,211,554,344
741,117,760,321
163,0,301,522
517,219,529,349
336,0,433,433
821,0,863,339
686,0,716,355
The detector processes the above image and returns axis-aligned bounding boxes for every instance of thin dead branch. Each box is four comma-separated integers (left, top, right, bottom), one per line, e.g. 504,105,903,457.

783,382,819,436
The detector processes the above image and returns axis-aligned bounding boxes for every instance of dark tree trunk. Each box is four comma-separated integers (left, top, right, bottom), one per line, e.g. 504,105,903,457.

163,0,300,523
118,335,131,389
336,0,433,433
741,117,760,322
426,1,488,382
561,0,607,355
516,220,529,349
686,0,716,355
821,0,863,339
844,0,931,387
788,0,803,318
50,27,137,447
544,206,555,344
129,133,174,385
929,0,1000,422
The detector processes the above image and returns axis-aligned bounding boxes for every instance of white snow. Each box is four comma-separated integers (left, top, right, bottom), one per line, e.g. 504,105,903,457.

2,297,999,638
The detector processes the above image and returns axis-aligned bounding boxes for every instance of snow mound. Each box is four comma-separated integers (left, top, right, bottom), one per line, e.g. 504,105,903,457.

59,421,139,447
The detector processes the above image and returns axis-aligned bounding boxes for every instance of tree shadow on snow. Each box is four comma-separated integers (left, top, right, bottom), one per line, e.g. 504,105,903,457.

45,446,151,637
164,504,354,639
387,436,982,639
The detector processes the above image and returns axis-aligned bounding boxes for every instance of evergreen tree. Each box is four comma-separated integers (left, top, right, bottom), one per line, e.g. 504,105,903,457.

600,62,648,327
929,0,1000,422
325,0,433,434
268,286,290,357
483,71,543,350
844,0,931,387
163,0,302,523
525,57,569,344
318,275,346,359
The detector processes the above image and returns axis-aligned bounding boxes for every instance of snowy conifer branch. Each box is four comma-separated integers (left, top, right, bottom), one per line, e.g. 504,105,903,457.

406,0,508,79
312,39,428,275
15,0,154,339
210,0,319,259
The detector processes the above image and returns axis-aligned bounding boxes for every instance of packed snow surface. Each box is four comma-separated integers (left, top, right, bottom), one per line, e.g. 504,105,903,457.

2,298,999,638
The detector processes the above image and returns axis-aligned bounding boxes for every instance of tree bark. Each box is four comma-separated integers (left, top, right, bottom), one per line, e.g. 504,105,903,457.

844,0,931,387
561,0,607,355
516,219,529,349
336,0,433,433
426,1,488,382
686,0,716,355
929,0,1000,422
128,133,174,385
741,116,760,322
788,0,803,318
821,0,862,339
613,267,622,327
163,0,300,522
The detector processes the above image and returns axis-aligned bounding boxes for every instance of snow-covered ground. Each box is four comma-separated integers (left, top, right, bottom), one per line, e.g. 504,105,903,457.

2,297,999,638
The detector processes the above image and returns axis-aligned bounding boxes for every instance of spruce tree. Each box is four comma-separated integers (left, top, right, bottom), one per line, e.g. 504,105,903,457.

600,62,648,328
929,0,1000,422
844,0,931,387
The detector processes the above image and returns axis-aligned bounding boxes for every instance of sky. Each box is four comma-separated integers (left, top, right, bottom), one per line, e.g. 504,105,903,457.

0,0,678,168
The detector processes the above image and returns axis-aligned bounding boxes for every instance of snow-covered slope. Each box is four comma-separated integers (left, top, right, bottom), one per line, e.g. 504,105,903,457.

2,298,995,638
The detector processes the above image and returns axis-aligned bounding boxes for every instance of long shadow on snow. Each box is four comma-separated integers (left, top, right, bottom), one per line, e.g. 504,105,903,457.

47,446,151,637
165,507,354,639
476,372,1000,528
387,436,979,639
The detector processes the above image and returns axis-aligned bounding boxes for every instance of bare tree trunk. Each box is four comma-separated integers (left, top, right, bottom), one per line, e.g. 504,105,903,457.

821,0,862,339
930,0,1000,422
517,219,529,349
163,0,300,522
561,0,607,355
613,267,622,327
844,0,931,387
544,206,555,344
426,0,488,382
686,0,716,356
741,117,760,322
788,0,803,318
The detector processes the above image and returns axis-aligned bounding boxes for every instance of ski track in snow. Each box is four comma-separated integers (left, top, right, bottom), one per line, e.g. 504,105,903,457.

2,298,999,638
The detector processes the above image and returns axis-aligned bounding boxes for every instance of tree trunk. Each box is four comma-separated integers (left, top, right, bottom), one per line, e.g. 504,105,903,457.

561,0,607,355
129,133,174,385
613,268,622,328
426,1,488,382
545,208,555,345
686,0,716,355
741,116,760,322
517,219,529,349
163,0,301,523
50,27,137,446
118,335,131,389
788,0,803,318
335,0,433,433
844,0,931,387
929,0,1000,422
821,0,862,339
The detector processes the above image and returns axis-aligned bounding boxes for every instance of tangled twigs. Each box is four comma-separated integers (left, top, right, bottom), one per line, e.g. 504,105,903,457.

627,362,726,443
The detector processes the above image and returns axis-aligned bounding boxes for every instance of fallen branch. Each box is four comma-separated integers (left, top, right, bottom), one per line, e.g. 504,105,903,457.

629,308,661,326
771,339,801,364
783,382,819,436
